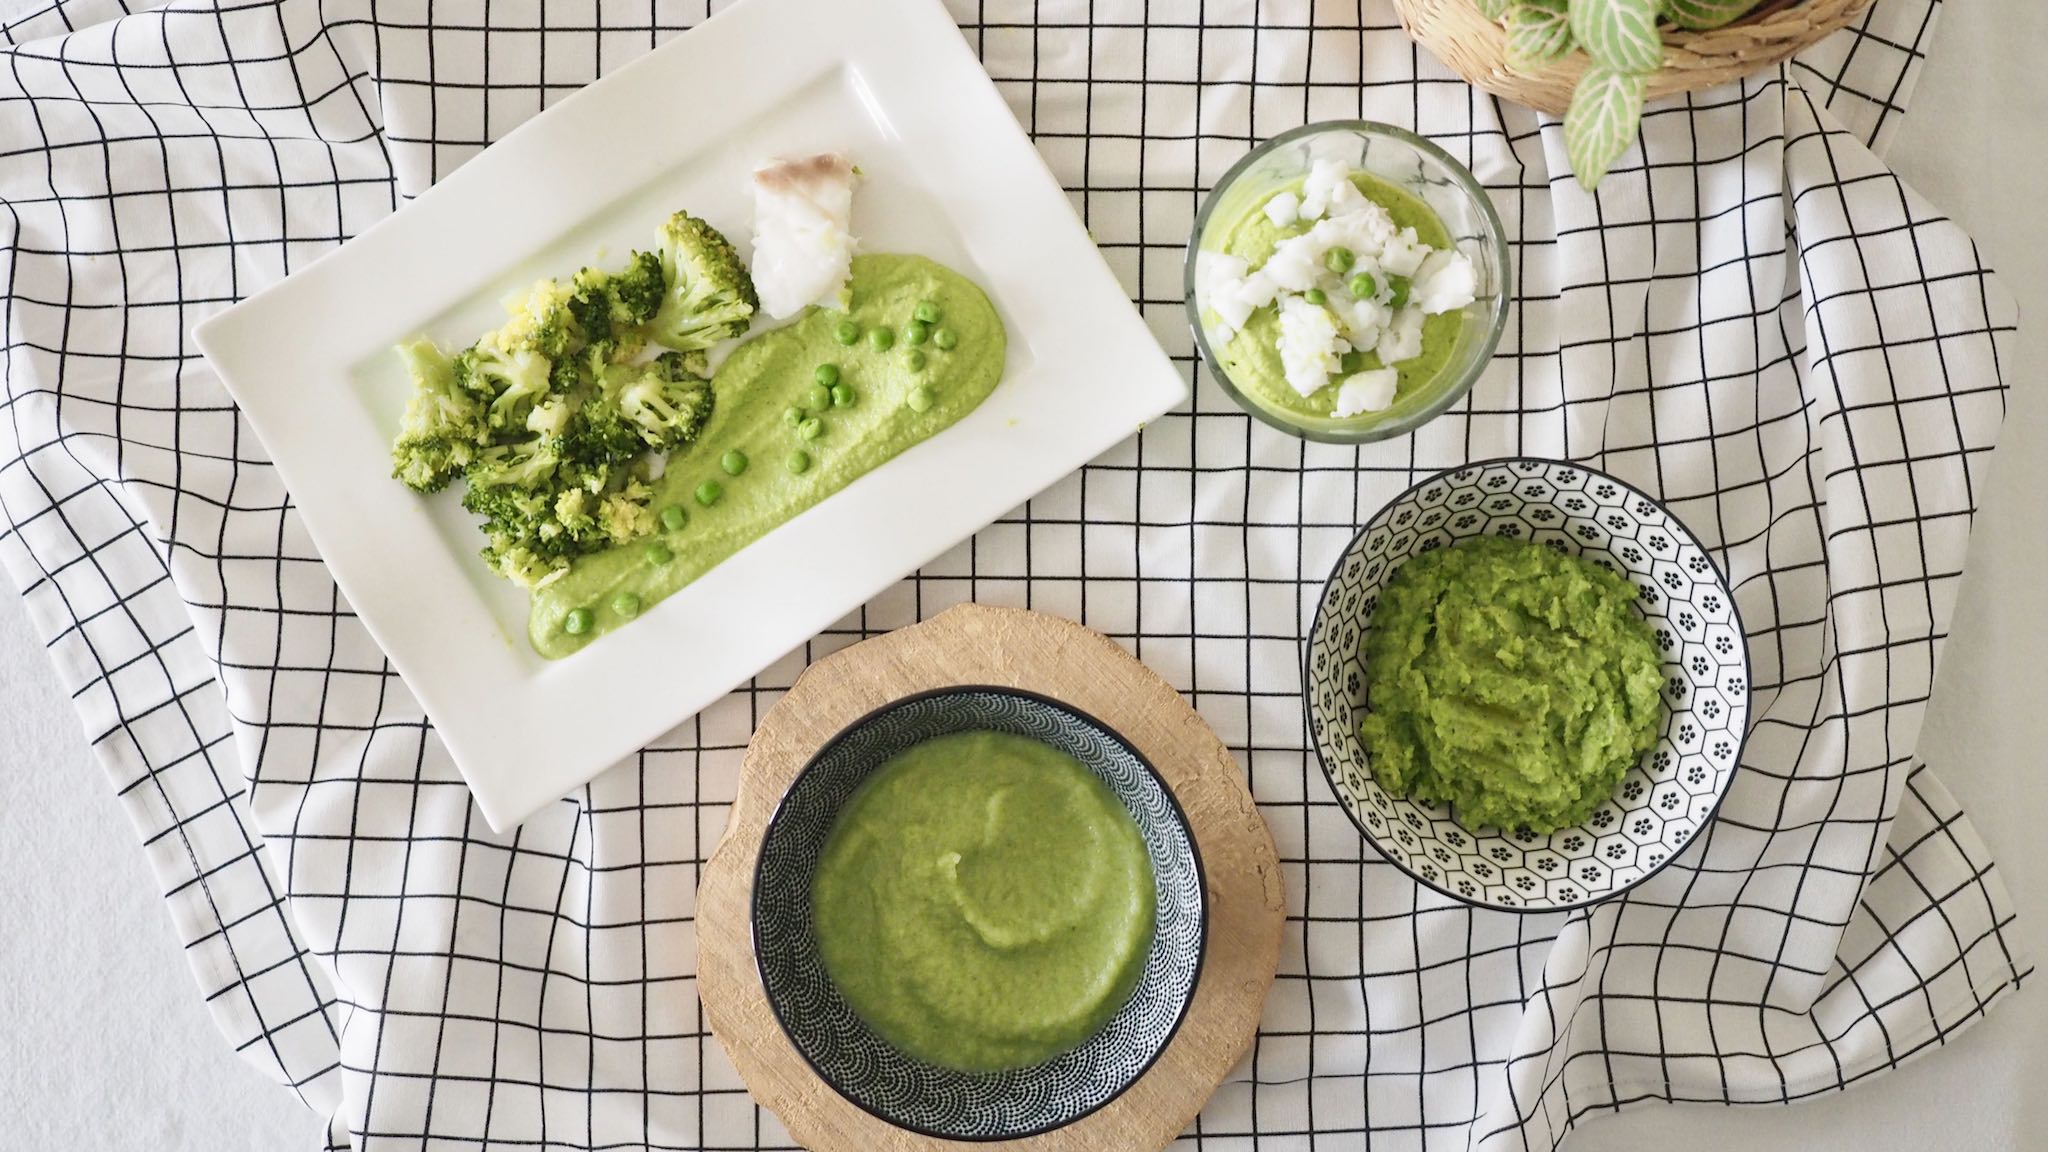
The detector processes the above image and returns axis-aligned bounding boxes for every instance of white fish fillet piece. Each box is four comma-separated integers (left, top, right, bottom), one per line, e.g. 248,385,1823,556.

750,153,860,320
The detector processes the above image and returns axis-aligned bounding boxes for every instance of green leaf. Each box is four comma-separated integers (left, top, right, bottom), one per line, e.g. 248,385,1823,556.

1664,0,1759,29
1564,66,1646,187
1506,0,1574,68
1569,0,1663,74
1475,0,1515,20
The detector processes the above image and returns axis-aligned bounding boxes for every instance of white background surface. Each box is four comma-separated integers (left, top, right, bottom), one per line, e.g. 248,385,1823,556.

0,4,2038,1148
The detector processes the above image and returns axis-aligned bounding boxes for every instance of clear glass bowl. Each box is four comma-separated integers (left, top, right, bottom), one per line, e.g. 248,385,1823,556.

1184,121,1511,444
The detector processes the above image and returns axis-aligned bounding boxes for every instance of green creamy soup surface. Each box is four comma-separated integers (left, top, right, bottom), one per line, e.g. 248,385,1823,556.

810,729,1157,1073
1359,536,1666,834
529,252,1005,658
1212,171,1464,423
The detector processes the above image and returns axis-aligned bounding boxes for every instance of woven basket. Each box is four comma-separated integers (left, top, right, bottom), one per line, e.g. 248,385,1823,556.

1391,0,1876,116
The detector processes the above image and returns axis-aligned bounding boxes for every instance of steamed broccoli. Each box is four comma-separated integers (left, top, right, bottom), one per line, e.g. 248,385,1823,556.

568,249,665,338
645,211,758,352
608,250,666,328
389,206,745,591
498,278,578,361
602,351,715,452
459,338,553,433
390,339,491,493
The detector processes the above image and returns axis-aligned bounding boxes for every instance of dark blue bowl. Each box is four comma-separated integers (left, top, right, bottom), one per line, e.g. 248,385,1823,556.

752,686,1206,1141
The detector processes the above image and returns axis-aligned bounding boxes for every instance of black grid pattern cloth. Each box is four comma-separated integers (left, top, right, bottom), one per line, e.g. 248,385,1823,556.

0,0,2030,1149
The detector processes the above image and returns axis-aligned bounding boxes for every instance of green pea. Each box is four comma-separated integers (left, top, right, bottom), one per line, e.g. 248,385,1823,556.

913,300,941,325
695,480,723,506
658,505,688,532
644,542,674,565
1387,274,1412,309
798,417,824,441
831,383,856,407
611,592,642,618
905,349,927,372
784,405,806,426
563,607,593,636
806,383,832,410
721,449,748,476
1304,287,1327,306
833,319,861,346
1324,246,1356,274
932,327,958,351
867,326,895,352
906,385,935,413
1349,272,1378,299
1339,350,1368,375
813,363,841,387
786,450,812,475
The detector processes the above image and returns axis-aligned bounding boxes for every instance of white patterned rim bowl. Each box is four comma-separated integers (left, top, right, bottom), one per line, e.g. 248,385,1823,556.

752,687,1208,1141
1305,459,1752,912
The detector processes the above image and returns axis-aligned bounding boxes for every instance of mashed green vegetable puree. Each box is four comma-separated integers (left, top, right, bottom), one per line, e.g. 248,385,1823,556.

1213,172,1464,423
1360,536,1665,833
530,254,1004,657
811,730,1156,1073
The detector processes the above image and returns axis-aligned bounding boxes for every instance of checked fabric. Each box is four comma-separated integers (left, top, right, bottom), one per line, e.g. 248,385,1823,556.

0,0,2029,1148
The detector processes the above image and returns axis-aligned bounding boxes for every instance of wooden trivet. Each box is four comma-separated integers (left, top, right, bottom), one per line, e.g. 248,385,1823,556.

697,603,1285,1151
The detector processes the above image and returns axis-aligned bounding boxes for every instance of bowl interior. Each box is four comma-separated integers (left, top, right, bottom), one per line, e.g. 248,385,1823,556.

1185,120,1511,444
1305,460,1750,911
753,687,1206,1140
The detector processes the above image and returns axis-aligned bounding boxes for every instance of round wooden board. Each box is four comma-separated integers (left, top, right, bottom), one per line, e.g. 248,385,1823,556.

698,603,1285,1152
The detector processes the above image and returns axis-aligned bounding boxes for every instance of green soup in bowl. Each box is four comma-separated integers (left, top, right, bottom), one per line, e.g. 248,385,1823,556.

753,687,1206,1140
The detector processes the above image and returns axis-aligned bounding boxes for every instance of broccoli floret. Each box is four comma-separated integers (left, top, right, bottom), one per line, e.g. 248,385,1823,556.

644,211,757,352
458,337,554,433
565,394,651,463
609,251,666,328
390,338,490,493
604,354,715,452
465,437,563,493
598,481,658,545
495,278,579,360
568,249,666,342
658,348,713,381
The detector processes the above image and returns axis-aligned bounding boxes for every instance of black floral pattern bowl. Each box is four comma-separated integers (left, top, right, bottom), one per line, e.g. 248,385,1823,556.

752,687,1207,1140
1305,458,1750,912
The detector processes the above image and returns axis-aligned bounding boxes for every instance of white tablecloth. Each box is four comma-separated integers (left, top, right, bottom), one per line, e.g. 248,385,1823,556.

0,2,2023,1147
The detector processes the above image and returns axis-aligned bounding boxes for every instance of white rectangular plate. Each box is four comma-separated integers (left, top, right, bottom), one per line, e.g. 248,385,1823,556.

194,0,1186,831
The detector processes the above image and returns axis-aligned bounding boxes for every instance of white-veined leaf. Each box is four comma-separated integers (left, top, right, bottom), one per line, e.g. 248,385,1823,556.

1665,0,1758,29
1507,0,1574,67
1569,0,1663,74
1476,0,1515,21
1564,65,1645,187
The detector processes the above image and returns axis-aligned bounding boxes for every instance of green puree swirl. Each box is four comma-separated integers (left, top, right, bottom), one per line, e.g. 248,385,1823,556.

812,730,1157,1073
528,253,1005,658
1359,536,1666,834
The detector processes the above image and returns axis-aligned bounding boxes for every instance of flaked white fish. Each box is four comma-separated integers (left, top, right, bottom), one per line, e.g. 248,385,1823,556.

750,153,860,320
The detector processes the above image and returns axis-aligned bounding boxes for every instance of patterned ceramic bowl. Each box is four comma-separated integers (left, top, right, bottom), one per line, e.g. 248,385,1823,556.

1305,459,1751,912
753,687,1207,1141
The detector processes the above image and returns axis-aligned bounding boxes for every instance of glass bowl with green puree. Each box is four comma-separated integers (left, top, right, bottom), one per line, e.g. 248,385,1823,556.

752,687,1206,1141
1304,459,1751,913
1185,121,1510,443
